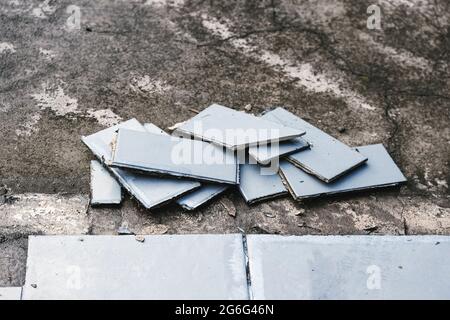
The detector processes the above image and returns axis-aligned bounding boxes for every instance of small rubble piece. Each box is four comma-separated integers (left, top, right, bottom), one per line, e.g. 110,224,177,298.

117,225,134,235
90,160,122,205
135,235,145,243
220,197,236,217
174,104,305,150
139,224,169,235
166,120,186,132
0,185,18,205
22,235,248,299
363,225,379,233
81,105,406,213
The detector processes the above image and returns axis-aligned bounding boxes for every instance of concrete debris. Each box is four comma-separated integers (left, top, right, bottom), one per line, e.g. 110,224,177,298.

220,197,237,217
81,106,405,213
188,108,200,114
166,120,186,132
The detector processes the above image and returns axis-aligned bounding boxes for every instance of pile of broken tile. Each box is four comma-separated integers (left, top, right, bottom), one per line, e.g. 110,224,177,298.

82,104,406,211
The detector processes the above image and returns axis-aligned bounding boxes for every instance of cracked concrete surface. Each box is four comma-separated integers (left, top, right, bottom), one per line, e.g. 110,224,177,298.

0,0,449,286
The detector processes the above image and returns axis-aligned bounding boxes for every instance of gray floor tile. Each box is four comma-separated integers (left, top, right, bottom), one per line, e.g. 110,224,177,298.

264,108,367,182
112,129,238,184
175,104,305,150
23,235,249,300
247,235,450,300
279,144,406,199
0,287,22,300
90,160,122,205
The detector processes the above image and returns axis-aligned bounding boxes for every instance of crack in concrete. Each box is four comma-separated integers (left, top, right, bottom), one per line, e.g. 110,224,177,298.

198,14,375,111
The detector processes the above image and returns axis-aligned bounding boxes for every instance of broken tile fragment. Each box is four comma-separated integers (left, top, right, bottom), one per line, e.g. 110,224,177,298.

264,107,367,182
82,119,200,209
112,129,239,184
161,121,231,211
238,163,287,204
175,104,305,150
248,109,309,164
248,136,309,165
113,168,200,209
247,235,450,299
82,118,143,162
23,235,248,300
176,184,229,210
279,144,406,200
90,160,122,205
143,123,168,135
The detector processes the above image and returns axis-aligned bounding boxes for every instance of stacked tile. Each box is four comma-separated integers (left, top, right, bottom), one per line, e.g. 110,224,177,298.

82,105,406,211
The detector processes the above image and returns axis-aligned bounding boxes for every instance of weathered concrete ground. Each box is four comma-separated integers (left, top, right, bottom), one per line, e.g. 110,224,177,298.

0,0,449,286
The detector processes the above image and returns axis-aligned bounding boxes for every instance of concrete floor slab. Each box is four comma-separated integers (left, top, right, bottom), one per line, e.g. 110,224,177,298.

247,235,450,300
22,234,249,300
